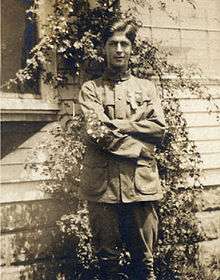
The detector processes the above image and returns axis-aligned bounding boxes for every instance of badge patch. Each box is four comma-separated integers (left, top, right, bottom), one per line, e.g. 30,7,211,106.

126,90,144,110
135,91,144,105
126,91,138,110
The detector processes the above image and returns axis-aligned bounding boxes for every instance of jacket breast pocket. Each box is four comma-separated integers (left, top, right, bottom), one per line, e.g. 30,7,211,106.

134,158,159,195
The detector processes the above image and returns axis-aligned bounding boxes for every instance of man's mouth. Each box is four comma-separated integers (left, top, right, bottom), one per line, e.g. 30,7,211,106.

114,57,125,60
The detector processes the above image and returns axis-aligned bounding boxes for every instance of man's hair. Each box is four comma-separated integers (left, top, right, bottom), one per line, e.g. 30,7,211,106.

102,20,138,45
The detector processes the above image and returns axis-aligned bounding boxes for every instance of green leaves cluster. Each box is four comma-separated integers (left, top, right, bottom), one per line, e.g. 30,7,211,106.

21,0,218,279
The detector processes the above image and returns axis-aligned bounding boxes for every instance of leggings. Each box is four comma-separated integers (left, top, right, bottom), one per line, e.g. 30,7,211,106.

88,201,158,270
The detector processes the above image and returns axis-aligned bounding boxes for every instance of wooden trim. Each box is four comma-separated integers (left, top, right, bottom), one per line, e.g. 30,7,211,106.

38,0,58,106
0,0,59,121
0,93,59,121
1,113,58,122
142,24,220,33
157,75,220,84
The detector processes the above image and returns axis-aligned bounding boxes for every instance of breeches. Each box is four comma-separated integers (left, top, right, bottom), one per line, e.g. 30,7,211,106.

88,201,158,267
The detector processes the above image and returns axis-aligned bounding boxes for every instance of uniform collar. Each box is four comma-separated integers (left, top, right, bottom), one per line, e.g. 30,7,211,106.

103,68,131,82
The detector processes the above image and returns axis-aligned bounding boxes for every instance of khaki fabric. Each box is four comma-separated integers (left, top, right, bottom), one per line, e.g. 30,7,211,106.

88,202,158,271
78,72,166,203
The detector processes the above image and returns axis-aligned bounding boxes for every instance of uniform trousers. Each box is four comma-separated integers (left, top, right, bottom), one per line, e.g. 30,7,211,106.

88,201,158,279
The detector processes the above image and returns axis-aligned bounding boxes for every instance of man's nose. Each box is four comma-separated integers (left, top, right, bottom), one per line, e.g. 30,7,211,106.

116,43,123,53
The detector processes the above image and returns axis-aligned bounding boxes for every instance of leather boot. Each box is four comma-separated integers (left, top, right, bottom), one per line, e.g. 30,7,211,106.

99,259,128,280
128,262,156,280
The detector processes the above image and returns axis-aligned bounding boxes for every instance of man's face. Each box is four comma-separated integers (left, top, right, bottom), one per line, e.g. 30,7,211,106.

104,31,132,71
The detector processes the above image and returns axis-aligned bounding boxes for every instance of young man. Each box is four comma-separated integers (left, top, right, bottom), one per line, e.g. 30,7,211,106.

79,21,166,280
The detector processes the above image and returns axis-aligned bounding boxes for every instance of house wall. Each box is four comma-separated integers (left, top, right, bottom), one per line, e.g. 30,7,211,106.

134,0,220,272
1,0,220,279
148,2,220,272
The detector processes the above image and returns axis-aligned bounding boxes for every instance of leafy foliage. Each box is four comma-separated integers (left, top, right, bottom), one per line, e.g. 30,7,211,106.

21,0,218,279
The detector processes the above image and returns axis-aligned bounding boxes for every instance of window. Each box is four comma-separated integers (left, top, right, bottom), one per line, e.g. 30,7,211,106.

1,0,39,94
1,0,59,121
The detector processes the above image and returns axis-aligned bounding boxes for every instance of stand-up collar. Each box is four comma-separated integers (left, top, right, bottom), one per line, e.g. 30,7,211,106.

103,68,131,82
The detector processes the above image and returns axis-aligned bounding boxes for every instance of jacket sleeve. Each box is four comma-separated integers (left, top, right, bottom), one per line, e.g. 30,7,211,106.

79,80,147,159
106,81,166,144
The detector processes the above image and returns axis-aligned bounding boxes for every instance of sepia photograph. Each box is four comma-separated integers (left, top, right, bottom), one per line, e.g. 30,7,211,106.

1,0,220,279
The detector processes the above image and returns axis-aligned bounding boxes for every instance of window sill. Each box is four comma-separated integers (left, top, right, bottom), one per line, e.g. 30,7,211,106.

1,93,59,122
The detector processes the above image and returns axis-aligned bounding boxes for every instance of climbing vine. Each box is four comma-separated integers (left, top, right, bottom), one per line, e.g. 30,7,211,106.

21,0,219,279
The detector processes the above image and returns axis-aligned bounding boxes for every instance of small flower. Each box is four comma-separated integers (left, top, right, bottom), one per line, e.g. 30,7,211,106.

87,129,93,135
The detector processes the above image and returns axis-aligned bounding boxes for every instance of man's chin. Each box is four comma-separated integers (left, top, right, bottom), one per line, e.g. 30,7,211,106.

111,63,127,71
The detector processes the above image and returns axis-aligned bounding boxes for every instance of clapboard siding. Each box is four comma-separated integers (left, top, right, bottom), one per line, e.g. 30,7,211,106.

15,131,52,149
200,153,220,170
1,148,46,165
2,142,220,167
0,181,49,203
1,259,75,280
0,199,77,266
184,112,220,127
180,98,220,113
188,126,220,141
1,118,219,185
195,140,220,154
197,186,220,211
0,228,65,265
186,168,220,188
202,169,220,187
2,134,219,166
0,199,70,233
1,162,48,183
198,238,220,279
196,210,220,240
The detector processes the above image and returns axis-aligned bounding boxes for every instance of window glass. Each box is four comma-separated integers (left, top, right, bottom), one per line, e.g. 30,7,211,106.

1,0,38,93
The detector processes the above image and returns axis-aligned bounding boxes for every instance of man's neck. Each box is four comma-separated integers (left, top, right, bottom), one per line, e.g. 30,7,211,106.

108,65,127,74
104,67,131,81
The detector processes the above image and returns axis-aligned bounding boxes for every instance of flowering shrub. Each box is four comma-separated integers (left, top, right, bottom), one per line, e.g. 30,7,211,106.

21,0,219,279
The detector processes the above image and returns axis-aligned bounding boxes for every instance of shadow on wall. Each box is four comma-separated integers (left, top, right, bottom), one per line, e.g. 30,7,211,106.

1,199,79,280
1,122,47,159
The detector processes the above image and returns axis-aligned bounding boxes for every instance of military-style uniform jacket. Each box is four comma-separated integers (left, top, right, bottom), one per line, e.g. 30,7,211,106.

78,70,166,203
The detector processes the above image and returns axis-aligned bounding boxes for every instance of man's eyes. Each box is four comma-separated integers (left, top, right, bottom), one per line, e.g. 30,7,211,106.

121,42,130,47
109,42,130,47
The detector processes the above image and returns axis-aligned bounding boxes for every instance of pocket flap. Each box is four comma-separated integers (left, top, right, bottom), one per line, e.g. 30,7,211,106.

134,160,159,195
137,158,155,167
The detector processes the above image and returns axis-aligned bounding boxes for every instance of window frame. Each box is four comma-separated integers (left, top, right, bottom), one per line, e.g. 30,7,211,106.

0,0,59,122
